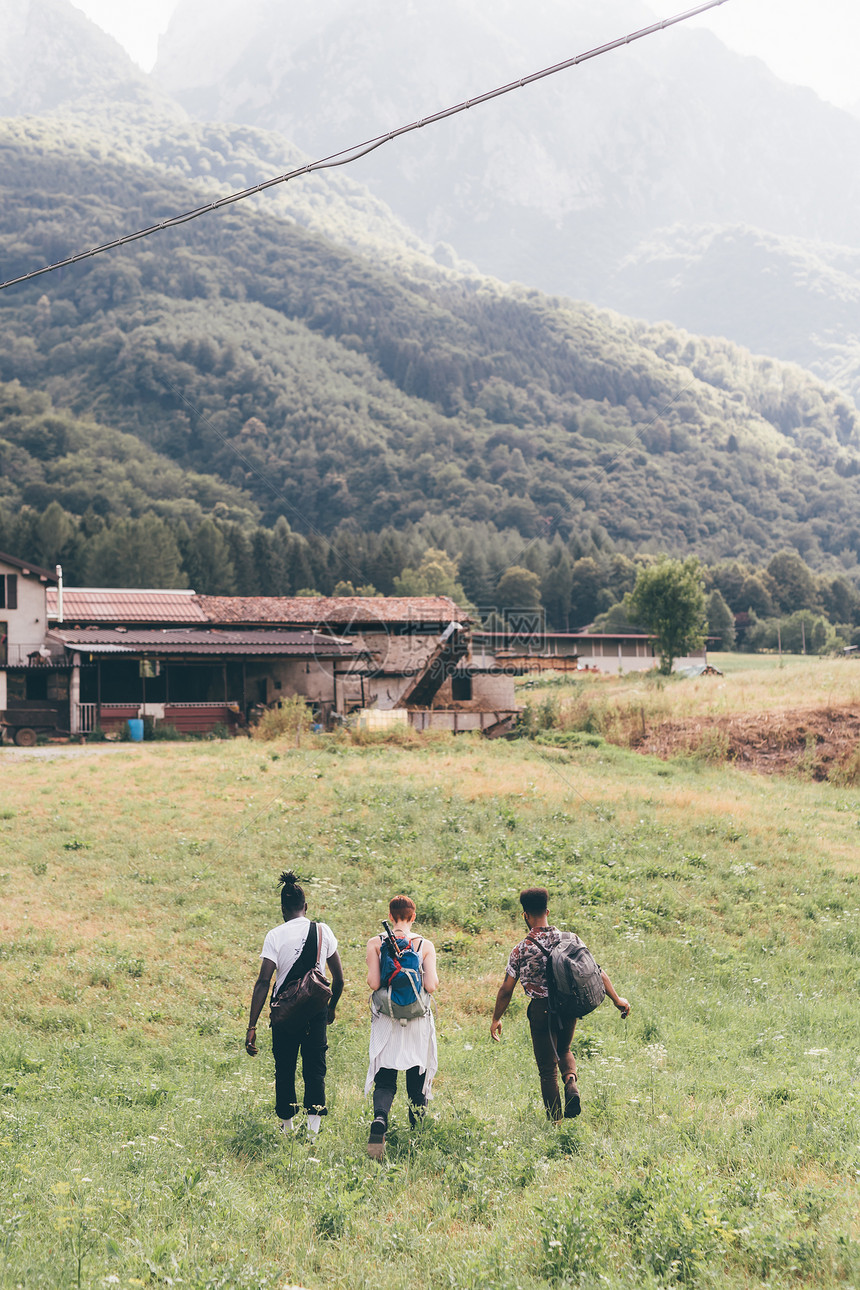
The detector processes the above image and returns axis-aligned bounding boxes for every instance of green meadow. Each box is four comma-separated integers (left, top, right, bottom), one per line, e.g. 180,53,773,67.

1,692,858,1287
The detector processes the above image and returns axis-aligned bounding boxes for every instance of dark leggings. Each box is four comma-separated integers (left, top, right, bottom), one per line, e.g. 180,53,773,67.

372,1066,427,1122
271,1010,328,1120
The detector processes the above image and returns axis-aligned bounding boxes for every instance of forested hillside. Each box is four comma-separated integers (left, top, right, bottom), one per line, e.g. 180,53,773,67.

608,225,860,407
3,119,860,570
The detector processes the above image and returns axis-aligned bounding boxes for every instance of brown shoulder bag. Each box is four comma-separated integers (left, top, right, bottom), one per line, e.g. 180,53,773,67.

269,922,332,1028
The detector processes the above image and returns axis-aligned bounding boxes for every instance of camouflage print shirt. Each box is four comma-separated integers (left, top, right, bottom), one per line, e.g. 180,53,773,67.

505,926,567,999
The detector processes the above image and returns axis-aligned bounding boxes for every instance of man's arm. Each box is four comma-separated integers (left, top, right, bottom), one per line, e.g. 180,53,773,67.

326,950,344,1022
601,969,631,1019
490,973,517,1041
246,957,276,1055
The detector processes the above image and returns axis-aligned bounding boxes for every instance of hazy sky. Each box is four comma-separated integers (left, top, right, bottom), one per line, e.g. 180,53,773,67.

72,0,859,111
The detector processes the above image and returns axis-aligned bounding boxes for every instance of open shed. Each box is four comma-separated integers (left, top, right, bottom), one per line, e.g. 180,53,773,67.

49,627,366,735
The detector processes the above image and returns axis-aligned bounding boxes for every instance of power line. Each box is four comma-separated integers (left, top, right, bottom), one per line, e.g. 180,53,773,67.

0,0,731,294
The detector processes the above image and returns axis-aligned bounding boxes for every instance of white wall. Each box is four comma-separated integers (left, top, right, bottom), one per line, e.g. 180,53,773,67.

0,560,49,663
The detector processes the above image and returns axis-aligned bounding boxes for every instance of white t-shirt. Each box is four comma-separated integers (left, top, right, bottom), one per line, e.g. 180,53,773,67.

261,916,338,993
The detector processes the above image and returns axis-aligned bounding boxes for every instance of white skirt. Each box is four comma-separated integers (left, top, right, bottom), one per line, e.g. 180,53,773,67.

364,1001,438,1099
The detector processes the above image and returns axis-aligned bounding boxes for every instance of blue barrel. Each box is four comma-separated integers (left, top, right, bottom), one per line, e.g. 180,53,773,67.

127,718,144,742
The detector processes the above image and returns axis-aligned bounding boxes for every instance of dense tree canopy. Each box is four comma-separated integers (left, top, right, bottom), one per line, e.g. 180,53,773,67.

2,119,860,657
4,120,860,573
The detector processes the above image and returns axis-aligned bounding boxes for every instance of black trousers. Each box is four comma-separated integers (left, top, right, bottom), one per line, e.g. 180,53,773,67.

372,1066,427,1121
271,1009,328,1119
527,997,577,1120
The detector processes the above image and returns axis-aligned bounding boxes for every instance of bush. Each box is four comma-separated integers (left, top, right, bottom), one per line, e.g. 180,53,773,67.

251,695,313,743
618,1162,730,1286
145,717,183,741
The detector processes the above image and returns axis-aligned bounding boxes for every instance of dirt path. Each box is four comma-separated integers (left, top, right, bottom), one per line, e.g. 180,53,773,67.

631,704,860,778
0,743,134,761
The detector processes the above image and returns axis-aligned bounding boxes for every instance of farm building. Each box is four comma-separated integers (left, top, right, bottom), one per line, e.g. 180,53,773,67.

32,587,517,737
477,626,707,674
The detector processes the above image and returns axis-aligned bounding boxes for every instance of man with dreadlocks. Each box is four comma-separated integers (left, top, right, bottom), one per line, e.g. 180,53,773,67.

245,871,344,1135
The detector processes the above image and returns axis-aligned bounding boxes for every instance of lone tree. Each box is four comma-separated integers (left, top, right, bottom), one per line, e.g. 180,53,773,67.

627,556,707,675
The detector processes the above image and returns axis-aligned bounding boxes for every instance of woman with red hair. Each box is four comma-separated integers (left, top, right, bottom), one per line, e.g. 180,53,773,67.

364,894,439,1159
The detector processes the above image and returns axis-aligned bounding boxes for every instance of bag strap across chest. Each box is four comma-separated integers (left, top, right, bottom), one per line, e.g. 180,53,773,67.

274,922,319,1000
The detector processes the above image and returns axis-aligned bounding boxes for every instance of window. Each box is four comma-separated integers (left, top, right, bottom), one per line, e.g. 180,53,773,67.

451,673,472,702
0,574,17,609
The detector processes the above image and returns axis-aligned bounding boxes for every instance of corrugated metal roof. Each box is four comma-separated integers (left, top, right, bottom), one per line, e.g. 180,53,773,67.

198,595,469,625
50,629,365,658
48,588,207,623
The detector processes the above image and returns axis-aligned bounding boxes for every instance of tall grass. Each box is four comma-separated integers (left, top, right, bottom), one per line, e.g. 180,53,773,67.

518,652,860,750
0,733,857,1287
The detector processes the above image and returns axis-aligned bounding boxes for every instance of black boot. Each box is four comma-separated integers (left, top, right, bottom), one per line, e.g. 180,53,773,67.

367,1113,387,1160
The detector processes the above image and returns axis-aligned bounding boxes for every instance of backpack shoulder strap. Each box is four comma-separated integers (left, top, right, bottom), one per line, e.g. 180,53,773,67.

526,929,552,959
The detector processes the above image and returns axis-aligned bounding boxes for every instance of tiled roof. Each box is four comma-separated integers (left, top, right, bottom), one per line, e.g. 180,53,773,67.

49,629,365,657
197,595,469,626
47,589,469,627
48,588,206,624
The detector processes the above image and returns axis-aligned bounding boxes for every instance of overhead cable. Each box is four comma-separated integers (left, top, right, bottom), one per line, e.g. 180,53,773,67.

0,0,730,293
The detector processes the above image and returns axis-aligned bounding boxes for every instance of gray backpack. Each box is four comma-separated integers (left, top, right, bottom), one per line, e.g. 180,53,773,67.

530,930,605,1018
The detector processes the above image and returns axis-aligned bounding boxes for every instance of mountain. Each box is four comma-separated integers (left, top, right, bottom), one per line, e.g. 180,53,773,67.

155,0,860,256
0,0,181,119
3,0,860,595
3,115,860,577
608,226,860,406
153,0,860,406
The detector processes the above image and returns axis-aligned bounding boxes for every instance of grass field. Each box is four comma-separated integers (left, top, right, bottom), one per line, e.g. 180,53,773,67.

518,652,860,723
1,668,859,1288
517,654,860,779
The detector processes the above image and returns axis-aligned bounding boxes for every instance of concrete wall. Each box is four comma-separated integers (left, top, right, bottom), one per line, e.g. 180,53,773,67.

409,710,516,733
432,671,517,708
579,650,707,674
245,657,339,708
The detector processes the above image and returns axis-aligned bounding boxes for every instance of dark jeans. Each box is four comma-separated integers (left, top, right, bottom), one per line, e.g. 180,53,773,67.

271,1009,328,1119
527,997,577,1120
372,1066,427,1122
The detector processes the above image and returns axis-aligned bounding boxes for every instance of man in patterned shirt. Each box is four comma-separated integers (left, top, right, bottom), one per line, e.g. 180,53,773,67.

490,886,630,1121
